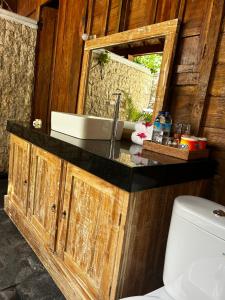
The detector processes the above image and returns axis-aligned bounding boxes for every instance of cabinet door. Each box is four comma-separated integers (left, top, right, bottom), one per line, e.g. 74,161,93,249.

8,134,30,216
28,145,62,251
57,163,128,300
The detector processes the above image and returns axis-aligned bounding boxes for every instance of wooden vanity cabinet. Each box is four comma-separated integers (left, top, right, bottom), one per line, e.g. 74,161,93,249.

6,135,130,299
28,145,62,252
56,163,129,300
5,135,209,299
8,134,30,216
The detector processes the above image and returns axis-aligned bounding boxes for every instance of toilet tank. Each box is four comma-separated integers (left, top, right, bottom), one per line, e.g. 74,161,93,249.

163,196,225,300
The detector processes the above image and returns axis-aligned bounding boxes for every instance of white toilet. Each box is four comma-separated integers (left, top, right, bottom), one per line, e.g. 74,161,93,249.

121,195,225,300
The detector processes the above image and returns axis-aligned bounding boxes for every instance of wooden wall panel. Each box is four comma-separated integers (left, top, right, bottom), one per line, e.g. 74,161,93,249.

107,0,123,34
126,0,156,29
209,150,225,204
216,33,225,64
209,64,225,97
204,97,225,129
19,0,225,205
200,8,225,205
181,0,208,36
176,36,200,66
155,0,181,23
202,127,225,150
16,0,54,20
50,0,88,113
90,0,110,37
170,86,196,124
222,18,225,32
17,0,37,17
32,7,58,131
2,0,17,12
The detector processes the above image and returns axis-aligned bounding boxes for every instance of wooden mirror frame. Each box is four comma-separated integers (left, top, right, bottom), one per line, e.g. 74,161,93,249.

77,19,180,123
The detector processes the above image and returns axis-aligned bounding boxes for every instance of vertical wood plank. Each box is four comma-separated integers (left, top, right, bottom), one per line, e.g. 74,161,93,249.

85,0,95,35
118,0,130,32
191,0,224,134
155,0,181,23
145,0,159,25
32,7,58,131
7,135,30,216
50,0,88,113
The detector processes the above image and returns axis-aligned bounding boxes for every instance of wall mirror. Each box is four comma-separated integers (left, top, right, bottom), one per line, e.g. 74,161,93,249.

77,19,179,132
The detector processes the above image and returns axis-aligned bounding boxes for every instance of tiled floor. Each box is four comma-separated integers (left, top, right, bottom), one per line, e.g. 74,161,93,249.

0,176,65,300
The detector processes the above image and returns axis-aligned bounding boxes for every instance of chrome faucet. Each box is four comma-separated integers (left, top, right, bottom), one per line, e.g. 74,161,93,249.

109,92,122,159
111,92,122,141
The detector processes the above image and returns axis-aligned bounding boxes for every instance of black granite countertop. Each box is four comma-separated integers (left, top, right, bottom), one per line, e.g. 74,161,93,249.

7,121,215,192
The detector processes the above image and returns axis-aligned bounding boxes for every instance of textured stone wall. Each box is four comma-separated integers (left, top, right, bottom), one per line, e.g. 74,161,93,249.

0,15,37,172
84,53,158,120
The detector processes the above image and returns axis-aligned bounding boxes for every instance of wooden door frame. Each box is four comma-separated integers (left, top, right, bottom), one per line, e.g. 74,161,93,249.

77,18,180,121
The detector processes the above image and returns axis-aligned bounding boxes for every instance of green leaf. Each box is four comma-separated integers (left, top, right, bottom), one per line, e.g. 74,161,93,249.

133,53,162,74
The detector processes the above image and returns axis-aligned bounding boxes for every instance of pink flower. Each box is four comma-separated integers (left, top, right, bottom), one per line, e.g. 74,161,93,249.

137,132,147,139
144,122,152,127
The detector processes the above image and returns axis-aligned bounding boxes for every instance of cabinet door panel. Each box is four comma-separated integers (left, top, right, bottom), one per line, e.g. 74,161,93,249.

8,134,30,215
29,146,62,251
57,163,128,300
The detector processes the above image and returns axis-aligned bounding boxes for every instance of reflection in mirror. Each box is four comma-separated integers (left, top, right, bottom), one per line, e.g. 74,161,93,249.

78,19,180,134
84,38,164,125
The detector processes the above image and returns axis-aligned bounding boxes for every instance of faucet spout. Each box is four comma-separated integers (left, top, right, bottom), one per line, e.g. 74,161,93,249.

111,93,122,142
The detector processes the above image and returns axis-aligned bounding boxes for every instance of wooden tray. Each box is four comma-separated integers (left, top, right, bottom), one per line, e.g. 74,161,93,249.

143,140,209,160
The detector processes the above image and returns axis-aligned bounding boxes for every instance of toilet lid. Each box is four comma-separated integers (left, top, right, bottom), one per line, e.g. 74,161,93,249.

121,297,158,300
121,287,175,300
121,296,171,300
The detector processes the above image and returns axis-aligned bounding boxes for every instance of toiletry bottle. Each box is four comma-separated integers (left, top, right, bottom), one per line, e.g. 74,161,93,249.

152,111,163,143
163,112,172,144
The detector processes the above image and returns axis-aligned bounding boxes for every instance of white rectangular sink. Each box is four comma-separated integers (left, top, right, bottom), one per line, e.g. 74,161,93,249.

51,112,124,140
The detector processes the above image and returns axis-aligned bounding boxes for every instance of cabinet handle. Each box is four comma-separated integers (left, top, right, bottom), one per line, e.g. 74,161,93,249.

51,204,56,212
62,211,67,219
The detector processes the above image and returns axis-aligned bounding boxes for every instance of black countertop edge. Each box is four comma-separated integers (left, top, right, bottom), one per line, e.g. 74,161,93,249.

7,121,216,193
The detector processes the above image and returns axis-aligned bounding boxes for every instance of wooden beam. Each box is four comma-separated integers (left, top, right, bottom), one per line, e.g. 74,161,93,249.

191,0,225,134
109,43,164,56
85,18,179,50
